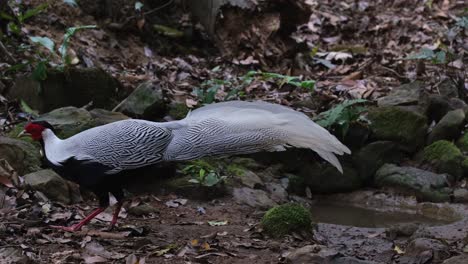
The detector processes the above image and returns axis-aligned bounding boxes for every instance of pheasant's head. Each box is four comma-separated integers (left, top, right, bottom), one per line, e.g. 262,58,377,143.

20,121,55,141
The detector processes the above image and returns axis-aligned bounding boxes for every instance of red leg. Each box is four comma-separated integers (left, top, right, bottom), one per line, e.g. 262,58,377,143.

50,207,106,232
108,201,123,230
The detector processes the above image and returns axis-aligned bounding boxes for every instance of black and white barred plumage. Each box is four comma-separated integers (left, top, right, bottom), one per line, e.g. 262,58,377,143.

43,100,351,175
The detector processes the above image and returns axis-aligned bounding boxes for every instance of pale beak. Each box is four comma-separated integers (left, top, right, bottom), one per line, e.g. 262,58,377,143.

18,130,31,138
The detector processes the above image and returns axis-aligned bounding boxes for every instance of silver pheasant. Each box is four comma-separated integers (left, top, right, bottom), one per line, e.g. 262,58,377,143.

21,100,351,231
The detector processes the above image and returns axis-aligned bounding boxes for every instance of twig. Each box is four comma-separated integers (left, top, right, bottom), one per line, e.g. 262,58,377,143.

70,230,131,239
0,40,15,64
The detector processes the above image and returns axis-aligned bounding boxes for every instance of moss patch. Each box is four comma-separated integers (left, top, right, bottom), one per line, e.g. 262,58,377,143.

423,140,464,178
261,203,312,237
368,107,428,151
168,103,189,120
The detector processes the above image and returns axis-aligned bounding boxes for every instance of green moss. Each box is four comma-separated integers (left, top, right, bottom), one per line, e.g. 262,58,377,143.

226,163,246,177
456,133,468,152
261,203,312,237
462,158,468,176
168,103,189,120
368,107,428,151
423,140,464,178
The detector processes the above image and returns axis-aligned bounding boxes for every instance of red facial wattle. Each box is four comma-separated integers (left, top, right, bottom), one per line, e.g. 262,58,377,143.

24,123,45,140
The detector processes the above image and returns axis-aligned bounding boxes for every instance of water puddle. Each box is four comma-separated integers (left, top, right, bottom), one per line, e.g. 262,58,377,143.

309,202,455,228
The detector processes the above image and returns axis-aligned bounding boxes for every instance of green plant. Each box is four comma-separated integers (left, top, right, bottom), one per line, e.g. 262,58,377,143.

246,71,315,91
314,99,367,138
182,160,227,187
28,25,96,80
0,2,48,35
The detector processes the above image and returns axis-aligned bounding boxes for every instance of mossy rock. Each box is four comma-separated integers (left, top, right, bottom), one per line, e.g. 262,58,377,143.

427,109,465,144
0,136,41,175
261,203,312,237
115,81,167,119
168,103,189,120
423,140,464,179
368,106,428,152
8,68,120,113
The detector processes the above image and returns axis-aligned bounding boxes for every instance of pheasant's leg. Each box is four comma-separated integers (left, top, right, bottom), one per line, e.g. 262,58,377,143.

109,201,123,230
50,207,106,232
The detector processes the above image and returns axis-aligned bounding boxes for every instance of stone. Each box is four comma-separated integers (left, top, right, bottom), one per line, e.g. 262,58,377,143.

36,107,94,138
368,106,428,152
453,188,468,203
89,108,129,126
285,245,340,263
238,170,264,189
437,78,459,98
427,109,465,144
261,203,311,237
167,102,189,120
163,174,226,200
0,136,41,175
375,164,450,202
24,169,74,204
404,238,450,262
342,121,370,150
353,141,403,183
265,183,288,203
377,81,421,107
300,161,362,194
128,204,159,216
232,187,276,208
114,81,166,119
425,95,452,122
423,140,464,179
287,174,306,196
7,68,120,113
442,255,468,264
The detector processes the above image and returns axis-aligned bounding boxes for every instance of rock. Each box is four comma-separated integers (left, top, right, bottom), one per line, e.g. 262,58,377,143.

163,175,226,200
386,223,419,239
89,108,129,126
442,255,468,264
423,140,464,179
377,81,421,107
7,68,120,112
404,238,450,262
342,121,370,150
375,164,450,202
285,245,339,263
115,81,166,119
167,102,189,120
36,107,94,138
261,203,312,237
368,106,428,152
265,183,288,203
0,136,41,175
437,78,459,98
425,95,452,122
232,187,276,208
453,188,468,203
287,174,306,196
238,170,264,189
128,204,159,216
353,141,403,183
23,169,74,204
300,162,362,193
427,109,465,144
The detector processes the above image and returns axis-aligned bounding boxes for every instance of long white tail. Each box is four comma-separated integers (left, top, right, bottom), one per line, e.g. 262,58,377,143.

162,101,351,173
